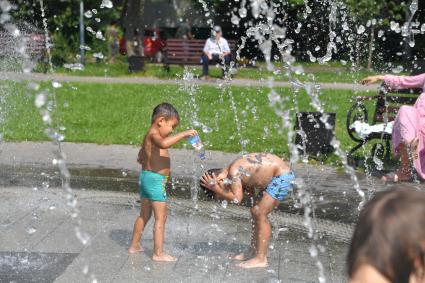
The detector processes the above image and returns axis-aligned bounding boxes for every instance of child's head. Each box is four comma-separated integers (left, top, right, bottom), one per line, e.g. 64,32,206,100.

347,187,425,283
151,103,180,137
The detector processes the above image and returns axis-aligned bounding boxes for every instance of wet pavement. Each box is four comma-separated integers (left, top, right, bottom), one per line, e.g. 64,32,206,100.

1,141,422,282
0,141,409,224
0,186,348,283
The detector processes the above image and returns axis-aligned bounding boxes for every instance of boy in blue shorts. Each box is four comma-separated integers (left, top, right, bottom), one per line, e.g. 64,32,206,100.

128,103,196,261
201,153,295,268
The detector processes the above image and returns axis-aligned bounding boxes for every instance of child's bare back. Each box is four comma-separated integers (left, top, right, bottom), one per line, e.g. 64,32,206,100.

226,153,291,191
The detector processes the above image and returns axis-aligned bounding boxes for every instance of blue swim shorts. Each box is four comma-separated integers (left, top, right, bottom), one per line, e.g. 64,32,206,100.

139,170,168,202
265,172,295,201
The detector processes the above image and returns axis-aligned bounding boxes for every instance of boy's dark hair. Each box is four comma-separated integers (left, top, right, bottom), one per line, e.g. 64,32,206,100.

199,168,223,199
151,103,180,124
347,186,425,283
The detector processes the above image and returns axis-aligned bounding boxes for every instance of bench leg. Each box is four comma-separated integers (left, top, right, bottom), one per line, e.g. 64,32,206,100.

163,63,170,72
385,139,391,160
347,140,368,166
348,141,366,157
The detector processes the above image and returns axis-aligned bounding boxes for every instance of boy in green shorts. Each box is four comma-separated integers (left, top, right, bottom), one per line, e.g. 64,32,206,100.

128,103,197,261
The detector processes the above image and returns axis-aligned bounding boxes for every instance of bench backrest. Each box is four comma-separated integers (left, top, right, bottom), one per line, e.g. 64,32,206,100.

165,38,236,65
372,84,421,124
0,32,46,58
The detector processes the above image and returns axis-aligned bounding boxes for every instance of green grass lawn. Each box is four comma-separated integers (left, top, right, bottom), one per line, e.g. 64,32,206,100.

49,58,379,84
1,80,380,166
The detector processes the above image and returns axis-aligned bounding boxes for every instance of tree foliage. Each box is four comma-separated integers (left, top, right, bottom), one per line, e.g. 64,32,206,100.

9,0,122,64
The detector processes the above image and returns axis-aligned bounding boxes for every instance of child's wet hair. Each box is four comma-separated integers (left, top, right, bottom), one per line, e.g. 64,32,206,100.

347,186,425,282
200,168,223,199
151,103,180,124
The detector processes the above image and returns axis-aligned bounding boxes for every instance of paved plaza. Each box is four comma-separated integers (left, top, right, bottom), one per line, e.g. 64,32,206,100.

1,142,420,282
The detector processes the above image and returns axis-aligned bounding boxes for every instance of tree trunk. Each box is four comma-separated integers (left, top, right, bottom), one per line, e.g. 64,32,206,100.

403,8,412,62
122,0,145,57
367,25,375,70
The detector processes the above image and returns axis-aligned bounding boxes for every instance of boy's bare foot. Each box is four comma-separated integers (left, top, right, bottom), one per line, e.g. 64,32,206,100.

128,246,145,254
230,250,254,261
237,257,268,269
381,171,413,183
152,253,177,262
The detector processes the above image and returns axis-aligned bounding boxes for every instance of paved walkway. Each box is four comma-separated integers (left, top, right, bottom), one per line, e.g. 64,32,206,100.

0,71,379,91
0,186,348,283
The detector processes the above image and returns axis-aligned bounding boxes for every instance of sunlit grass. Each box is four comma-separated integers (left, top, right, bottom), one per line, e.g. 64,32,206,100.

2,80,381,167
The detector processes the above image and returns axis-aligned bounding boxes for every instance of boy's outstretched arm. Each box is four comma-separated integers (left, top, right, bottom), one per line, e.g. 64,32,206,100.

201,173,243,204
151,130,197,149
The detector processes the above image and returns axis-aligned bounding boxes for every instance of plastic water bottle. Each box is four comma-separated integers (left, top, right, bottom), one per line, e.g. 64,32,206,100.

188,135,206,160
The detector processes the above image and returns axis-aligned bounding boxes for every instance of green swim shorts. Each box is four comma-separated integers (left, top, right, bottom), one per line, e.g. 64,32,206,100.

139,170,168,202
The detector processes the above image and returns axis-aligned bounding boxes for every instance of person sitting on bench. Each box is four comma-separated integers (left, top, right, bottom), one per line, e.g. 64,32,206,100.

201,25,232,80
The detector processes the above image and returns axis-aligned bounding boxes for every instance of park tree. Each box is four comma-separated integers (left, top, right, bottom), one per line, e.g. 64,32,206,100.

9,0,122,64
121,0,144,53
342,0,409,69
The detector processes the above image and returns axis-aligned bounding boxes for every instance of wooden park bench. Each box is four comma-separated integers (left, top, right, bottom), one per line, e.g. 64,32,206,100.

346,83,421,162
163,38,237,71
0,32,48,72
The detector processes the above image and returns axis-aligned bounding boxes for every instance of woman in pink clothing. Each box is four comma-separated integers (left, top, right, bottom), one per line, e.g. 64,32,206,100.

362,73,425,182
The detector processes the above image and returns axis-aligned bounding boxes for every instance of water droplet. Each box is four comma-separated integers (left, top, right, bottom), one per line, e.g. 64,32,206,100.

221,200,228,208
357,25,365,34
295,23,302,34
231,14,240,25
100,0,113,9
309,245,318,257
84,10,93,18
64,63,85,71
49,205,56,210
239,7,247,18
35,93,47,108
202,125,212,134
93,53,104,59
392,65,404,74
96,31,104,40
410,0,418,14
86,26,95,34
26,227,36,234
0,1,12,12
95,18,101,23
52,81,62,88
82,265,89,274
80,45,91,51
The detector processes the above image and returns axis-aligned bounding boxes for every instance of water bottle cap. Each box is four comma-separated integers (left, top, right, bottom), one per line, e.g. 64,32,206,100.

188,135,200,144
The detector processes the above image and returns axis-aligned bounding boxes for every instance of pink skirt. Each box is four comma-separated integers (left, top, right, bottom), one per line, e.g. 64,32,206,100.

392,105,425,179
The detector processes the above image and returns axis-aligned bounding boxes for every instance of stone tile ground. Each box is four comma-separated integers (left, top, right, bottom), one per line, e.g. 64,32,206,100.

0,187,348,283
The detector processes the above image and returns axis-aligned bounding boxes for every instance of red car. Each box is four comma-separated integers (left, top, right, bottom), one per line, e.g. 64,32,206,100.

119,28,166,62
